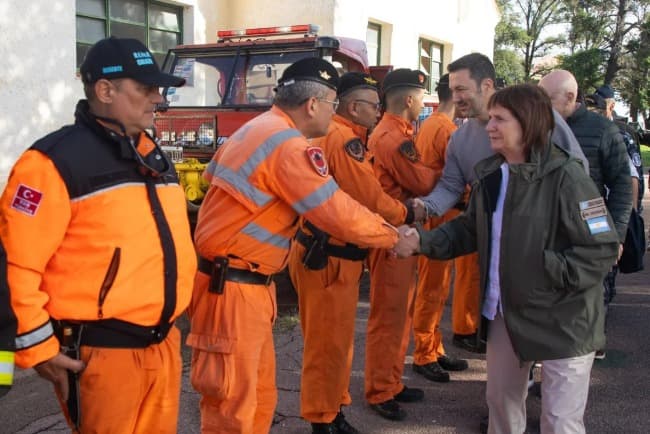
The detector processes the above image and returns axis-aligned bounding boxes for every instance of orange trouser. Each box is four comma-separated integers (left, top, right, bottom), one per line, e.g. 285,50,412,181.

412,255,453,365
365,249,417,404
58,326,182,434
288,242,363,423
187,273,277,434
451,252,480,335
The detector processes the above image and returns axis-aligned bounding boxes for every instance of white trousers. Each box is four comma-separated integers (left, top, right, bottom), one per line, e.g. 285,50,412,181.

486,313,595,434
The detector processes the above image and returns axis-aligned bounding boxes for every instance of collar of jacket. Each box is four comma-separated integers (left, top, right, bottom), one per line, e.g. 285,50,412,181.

567,102,587,126
332,114,368,143
381,112,414,137
474,141,572,183
74,99,140,160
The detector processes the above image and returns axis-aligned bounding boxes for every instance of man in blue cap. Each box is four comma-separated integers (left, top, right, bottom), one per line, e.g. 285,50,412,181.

1,36,197,432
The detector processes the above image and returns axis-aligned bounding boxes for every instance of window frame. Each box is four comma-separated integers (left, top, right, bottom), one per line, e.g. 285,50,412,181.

75,0,183,67
366,22,382,67
418,38,443,94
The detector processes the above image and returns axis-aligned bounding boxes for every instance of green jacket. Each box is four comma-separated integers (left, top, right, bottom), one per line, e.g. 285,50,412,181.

418,143,619,361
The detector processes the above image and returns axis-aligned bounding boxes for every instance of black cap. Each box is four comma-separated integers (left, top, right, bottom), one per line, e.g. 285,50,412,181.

277,58,339,91
337,72,378,97
80,37,185,87
435,73,449,92
382,68,427,93
595,84,615,99
585,93,607,110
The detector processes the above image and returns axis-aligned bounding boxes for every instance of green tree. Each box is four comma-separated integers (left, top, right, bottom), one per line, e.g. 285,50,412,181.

494,0,528,83
617,18,650,124
493,0,566,81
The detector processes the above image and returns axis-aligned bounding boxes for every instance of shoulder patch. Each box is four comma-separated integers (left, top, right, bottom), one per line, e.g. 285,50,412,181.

399,140,420,162
344,138,365,162
579,197,607,220
11,184,43,216
306,147,329,177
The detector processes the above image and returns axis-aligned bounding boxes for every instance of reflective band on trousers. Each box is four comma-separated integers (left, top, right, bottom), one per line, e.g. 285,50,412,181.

15,321,54,350
0,351,15,386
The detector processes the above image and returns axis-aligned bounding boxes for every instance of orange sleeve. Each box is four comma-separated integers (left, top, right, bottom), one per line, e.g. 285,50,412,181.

415,117,452,172
0,151,69,368
387,139,441,197
271,142,398,249
327,137,408,226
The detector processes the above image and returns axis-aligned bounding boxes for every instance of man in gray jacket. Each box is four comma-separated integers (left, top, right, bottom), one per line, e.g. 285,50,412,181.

420,53,587,351
539,69,632,360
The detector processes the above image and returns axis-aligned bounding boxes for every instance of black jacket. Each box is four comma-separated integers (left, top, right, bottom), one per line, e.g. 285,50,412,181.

567,104,632,241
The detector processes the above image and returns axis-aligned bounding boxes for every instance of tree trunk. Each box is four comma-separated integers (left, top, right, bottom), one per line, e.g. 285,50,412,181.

603,0,628,84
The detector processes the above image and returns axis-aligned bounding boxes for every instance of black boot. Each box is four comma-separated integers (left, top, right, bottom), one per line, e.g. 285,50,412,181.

333,411,360,434
311,422,338,434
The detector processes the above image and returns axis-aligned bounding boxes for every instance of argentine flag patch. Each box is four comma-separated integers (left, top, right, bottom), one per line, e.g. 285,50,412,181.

586,216,611,234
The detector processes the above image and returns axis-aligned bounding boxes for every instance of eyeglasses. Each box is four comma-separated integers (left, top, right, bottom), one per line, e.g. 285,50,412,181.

354,99,382,111
317,97,340,111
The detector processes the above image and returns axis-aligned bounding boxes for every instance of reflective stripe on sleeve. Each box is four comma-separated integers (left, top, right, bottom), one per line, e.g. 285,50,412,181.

204,129,302,207
241,222,291,249
292,178,339,214
0,351,15,386
15,321,54,350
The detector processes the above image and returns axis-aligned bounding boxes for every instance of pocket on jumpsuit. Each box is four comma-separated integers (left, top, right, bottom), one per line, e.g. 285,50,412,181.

187,333,235,399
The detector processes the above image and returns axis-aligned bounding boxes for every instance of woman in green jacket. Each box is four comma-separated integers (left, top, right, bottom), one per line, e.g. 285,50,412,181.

394,84,620,434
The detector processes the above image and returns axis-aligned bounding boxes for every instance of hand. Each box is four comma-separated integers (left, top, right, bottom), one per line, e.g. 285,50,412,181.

392,225,421,258
34,353,85,401
411,198,427,222
617,243,624,261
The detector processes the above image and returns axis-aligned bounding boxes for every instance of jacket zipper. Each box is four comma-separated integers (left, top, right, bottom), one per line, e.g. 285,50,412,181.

98,247,121,319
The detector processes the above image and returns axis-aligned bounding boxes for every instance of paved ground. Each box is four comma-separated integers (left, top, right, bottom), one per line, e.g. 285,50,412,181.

2,193,650,433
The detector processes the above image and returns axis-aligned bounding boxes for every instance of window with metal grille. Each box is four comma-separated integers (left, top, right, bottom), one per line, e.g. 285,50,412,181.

76,0,183,67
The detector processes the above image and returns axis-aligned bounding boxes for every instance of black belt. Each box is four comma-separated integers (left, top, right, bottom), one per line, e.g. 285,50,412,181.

295,228,368,261
53,318,172,349
197,256,274,286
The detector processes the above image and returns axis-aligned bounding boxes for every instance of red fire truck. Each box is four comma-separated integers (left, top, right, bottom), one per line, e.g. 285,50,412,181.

154,24,393,212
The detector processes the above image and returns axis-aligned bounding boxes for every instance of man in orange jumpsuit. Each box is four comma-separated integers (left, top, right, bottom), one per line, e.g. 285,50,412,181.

287,72,426,434
0,37,197,432
365,69,441,421
188,59,400,434
412,74,472,383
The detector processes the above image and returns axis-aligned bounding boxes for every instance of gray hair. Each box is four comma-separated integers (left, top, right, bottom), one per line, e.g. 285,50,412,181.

274,80,330,108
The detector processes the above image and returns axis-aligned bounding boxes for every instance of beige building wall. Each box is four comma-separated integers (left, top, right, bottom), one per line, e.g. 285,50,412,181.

0,0,498,186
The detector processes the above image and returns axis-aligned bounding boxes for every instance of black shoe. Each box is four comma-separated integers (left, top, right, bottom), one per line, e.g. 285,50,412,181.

452,332,486,354
333,411,360,434
369,399,407,421
479,415,489,434
437,354,469,371
413,362,450,382
393,385,424,402
312,422,338,434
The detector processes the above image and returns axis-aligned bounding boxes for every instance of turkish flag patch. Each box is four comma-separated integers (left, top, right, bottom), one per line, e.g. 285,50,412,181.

306,147,328,177
11,184,43,216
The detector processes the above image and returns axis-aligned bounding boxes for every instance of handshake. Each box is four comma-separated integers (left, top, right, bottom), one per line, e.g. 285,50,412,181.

391,225,421,258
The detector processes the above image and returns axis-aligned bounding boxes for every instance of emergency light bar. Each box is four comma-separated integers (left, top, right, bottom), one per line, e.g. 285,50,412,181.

217,24,320,40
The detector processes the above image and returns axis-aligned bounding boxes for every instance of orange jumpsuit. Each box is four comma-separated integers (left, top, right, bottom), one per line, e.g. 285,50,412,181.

365,113,440,404
189,106,398,434
412,112,459,365
287,114,409,424
0,100,196,433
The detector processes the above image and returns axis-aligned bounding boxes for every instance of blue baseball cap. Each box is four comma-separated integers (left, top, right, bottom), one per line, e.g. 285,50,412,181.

80,37,185,87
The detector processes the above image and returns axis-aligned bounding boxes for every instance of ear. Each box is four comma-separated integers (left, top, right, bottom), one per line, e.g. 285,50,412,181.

566,91,576,104
481,78,494,93
305,96,318,118
94,79,115,104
